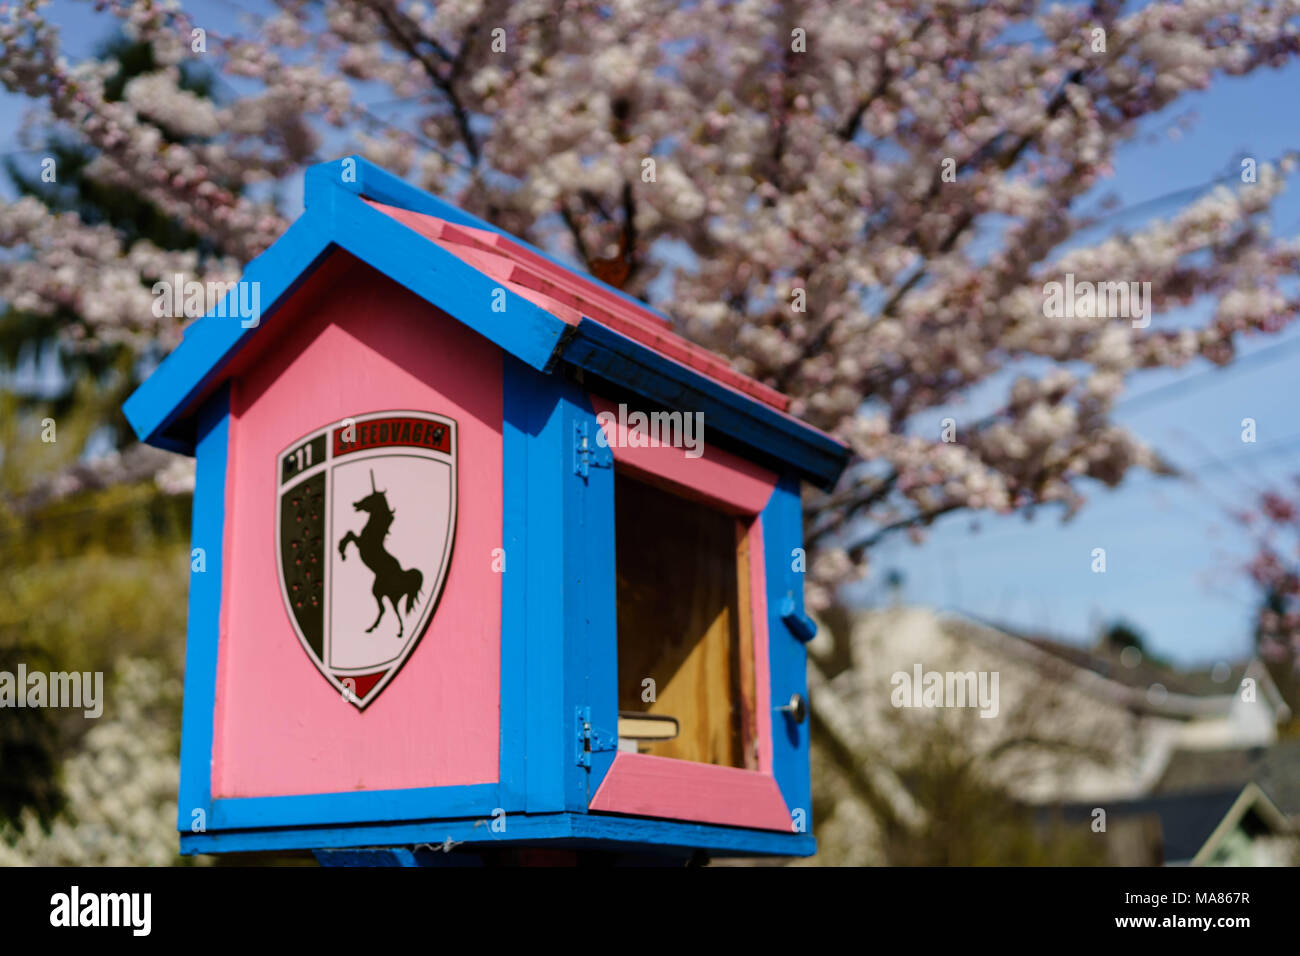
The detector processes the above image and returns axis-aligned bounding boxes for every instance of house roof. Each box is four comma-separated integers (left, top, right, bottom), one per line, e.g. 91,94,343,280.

1051,782,1290,864
949,613,1290,721
1017,634,1245,697
122,156,850,488
1155,741,1300,817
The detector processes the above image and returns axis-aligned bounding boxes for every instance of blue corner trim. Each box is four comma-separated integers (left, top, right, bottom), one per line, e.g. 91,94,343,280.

504,360,569,813
500,359,530,811
122,192,572,455
561,318,848,489
123,213,334,452
176,386,228,834
210,784,499,830
181,811,816,858
761,476,813,832
503,360,618,812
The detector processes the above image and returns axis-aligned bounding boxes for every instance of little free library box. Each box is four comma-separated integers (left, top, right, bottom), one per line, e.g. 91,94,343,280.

123,156,850,863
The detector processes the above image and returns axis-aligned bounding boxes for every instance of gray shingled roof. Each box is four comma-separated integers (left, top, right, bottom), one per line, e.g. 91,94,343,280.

974,615,1247,697
1155,742,1300,817
1048,786,1283,863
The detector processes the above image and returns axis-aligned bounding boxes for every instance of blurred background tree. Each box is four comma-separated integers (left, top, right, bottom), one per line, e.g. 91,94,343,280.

1240,484,1300,730
0,30,215,857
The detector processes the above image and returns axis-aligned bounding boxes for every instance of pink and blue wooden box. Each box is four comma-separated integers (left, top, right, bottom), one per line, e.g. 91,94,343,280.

123,156,849,861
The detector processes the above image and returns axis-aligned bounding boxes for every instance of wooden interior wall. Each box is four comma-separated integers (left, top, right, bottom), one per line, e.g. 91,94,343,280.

614,472,756,768
734,521,758,769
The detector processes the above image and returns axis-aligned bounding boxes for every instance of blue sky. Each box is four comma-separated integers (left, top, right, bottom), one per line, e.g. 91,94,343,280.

4,1,1300,667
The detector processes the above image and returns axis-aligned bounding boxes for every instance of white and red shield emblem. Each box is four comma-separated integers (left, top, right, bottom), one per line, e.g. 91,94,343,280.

276,411,457,710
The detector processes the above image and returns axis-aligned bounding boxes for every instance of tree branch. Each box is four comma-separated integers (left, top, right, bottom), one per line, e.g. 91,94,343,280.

358,0,481,166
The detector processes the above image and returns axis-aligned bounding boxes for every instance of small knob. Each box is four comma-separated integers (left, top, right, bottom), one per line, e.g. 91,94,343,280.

775,692,807,724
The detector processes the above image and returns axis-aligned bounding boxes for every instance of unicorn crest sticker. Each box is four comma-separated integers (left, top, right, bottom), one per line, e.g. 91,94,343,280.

275,411,457,710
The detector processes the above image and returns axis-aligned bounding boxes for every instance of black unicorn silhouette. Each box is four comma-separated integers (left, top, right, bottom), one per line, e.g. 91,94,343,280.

338,470,423,637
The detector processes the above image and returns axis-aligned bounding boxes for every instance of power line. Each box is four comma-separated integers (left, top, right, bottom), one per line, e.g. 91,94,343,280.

1182,433,1300,478
1117,333,1300,415
847,433,1300,556
1072,148,1299,238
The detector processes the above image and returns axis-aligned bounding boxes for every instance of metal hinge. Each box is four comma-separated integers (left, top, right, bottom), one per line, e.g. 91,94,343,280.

575,706,616,768
573,421,613,480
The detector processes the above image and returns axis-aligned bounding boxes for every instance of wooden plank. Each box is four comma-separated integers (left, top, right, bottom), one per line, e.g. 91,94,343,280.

499,357,533,809
735,521,759,770
588,753,795,831
327,192,569,372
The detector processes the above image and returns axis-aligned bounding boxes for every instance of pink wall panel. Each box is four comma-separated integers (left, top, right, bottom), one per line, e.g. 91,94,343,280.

588,394,776,515
212,255,502,798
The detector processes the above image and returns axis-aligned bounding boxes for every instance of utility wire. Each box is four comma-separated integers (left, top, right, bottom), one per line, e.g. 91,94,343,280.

1072,148,1299,238
1117,333,1300,416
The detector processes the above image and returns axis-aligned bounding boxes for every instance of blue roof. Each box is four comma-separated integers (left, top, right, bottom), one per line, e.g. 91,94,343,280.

122,156,850,487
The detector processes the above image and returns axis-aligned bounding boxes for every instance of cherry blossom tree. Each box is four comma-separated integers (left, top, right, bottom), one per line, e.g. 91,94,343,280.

5,0,1300,605
1239,483,1300,715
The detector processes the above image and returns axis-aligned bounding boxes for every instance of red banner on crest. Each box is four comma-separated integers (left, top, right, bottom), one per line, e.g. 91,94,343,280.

333,416,451,457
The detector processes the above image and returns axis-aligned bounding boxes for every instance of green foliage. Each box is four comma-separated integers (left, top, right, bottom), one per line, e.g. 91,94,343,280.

0,484,192,567
0,539,189,674
810,719,1110,866
1100,618,1174,669
0,395,190,827
0,643,64,826
1103,620,1146,652
0,379,137,490
883,736,1107,867
0,522,189,826
0,658,197,866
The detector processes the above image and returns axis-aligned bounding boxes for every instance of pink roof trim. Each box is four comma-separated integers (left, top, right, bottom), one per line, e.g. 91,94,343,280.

366,200,792,413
